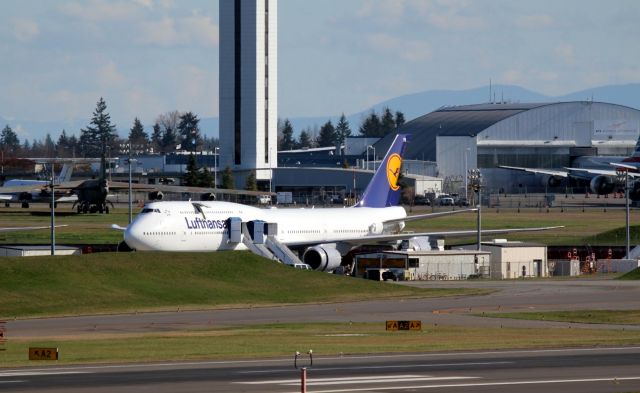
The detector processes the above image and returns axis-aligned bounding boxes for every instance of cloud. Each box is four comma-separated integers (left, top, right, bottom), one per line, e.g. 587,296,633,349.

555,43,575,65
366,33,431,61
97,61,125,88
58,0,142,22
356,0,407,26
514,14,554,29
137,14,218,47
12,18,39,42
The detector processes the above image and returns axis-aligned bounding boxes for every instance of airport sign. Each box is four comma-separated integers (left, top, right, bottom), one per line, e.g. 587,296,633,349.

29,347,58,360
386,320,422,331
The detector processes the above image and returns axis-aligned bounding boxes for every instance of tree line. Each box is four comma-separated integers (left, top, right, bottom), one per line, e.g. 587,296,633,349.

0,98,219,160
277,107,405,151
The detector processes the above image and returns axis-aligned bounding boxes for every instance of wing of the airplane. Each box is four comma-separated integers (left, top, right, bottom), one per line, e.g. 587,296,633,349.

285,226,564,248
499,165,569,177
384,208,477,225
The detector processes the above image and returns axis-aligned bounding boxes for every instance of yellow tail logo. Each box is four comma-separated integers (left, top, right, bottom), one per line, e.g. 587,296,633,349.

386,153,402,191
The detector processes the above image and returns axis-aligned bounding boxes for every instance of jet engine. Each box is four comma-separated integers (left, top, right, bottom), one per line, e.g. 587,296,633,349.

200,192,216,201
302,244,343,272
542,175,563,188
18,192,32,201
589,175,615,195
148,191,164,201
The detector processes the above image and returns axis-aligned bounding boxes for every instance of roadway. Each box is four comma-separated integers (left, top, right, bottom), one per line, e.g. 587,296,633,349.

1,347,639,392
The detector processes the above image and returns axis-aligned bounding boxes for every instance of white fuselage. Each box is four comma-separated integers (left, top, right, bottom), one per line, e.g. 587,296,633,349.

124,201,407,252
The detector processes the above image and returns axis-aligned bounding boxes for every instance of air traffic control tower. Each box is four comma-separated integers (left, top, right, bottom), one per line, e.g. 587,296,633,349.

219,0,278,189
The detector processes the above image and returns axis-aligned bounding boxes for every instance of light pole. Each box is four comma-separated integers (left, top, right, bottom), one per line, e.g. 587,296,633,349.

616,169,631,258
468,169,482,251
464,148,470,200
50,163,55,256
366,145,375,171
214,146,220,188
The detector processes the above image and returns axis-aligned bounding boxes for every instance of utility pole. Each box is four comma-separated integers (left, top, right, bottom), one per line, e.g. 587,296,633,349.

468,169,482,251
50,163,55,256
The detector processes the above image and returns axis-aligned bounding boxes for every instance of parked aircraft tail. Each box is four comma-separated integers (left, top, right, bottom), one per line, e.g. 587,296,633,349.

55,164,74,184
355,134,409,208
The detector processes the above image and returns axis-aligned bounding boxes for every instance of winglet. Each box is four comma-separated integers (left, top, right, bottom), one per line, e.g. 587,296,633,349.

355,134,409,208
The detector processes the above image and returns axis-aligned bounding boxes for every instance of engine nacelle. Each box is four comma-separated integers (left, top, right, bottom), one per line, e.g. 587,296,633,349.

302,244,343,272
18,192,32,201
543,175,563,188
148,191,164,201
589,175,615,195
200,192,216,201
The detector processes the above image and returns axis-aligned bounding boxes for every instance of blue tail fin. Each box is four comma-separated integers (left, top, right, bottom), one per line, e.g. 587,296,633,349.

355,134,409,208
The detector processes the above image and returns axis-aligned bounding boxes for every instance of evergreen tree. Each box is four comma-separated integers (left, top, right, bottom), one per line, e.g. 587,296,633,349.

317,120,337,147
79,97,118,157
221,166,235,189
44,133,55,157
177,111,201,152
200,166,214,187
381,107,396,136
128,117,149,152
22,139,31,155
395,111,406,128
245,170,257,191
335,114,351,149
279,119,295,150
56,129,69,157
0,125,20,155
161,126,177,152
183,154,200,187
359,112,382,137
67,135,78,157
151,122,162,153
298,130,313,149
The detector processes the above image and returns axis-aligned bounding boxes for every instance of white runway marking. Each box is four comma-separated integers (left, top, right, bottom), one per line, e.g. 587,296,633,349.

274,376,640,393
237,361,512,374
235,374,478,385
0,370,88,377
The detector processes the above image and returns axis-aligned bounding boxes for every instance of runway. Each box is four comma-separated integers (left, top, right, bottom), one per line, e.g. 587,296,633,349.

1,346,639,392
7,279,640,339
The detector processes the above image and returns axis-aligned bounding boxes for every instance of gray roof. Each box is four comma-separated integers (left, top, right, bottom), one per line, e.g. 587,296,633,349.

375,102,551,161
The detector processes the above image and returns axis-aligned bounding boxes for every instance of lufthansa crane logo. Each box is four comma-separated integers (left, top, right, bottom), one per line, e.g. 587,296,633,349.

386,153,402,191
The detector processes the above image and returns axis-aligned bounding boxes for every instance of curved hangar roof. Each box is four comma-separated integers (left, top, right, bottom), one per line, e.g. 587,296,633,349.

375,102,640,161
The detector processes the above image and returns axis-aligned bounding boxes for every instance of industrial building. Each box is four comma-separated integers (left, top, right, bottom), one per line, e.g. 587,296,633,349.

460,240,548,279
374,102,640,195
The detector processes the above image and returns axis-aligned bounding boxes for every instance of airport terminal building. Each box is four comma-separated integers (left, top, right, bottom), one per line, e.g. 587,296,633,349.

374,101,640,194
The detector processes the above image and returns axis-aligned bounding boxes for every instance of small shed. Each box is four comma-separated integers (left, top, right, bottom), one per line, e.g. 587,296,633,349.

460,239,548,279
0,245,81,257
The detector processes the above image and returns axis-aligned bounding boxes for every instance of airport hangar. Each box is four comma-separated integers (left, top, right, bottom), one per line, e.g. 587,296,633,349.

371,101,640,195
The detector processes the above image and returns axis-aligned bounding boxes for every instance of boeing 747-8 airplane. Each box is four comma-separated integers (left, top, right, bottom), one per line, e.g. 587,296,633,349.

120,134,559,271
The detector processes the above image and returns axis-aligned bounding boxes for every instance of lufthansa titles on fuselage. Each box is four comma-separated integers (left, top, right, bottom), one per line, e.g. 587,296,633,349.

185,217,229,230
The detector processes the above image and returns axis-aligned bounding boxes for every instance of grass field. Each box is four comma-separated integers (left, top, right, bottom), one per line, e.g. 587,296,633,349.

481,310,640,325
619,267,640,279
0,251,486,319
2,322,640,366
0,203,638,246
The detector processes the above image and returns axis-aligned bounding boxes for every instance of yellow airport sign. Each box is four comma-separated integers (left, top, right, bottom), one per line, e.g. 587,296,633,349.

29,347,58,360
386,320,421,331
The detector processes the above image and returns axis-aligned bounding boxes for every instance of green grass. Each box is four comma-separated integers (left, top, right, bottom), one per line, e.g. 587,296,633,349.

0,251,485,319
405,207,640,246
619,268,640,280
1,204,639,246
480,310,640,325
3,322,640,366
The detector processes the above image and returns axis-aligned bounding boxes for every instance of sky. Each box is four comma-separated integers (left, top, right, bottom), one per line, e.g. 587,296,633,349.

1,0,640,140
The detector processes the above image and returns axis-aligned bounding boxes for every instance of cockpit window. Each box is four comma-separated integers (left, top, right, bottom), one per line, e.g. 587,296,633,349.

141,208,161,213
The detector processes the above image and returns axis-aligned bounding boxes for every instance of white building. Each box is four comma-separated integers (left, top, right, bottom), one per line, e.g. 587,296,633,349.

219,0,278,187
460,239,548,279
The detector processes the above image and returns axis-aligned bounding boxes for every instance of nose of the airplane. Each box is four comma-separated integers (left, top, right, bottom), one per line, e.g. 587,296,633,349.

124,222,147,250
